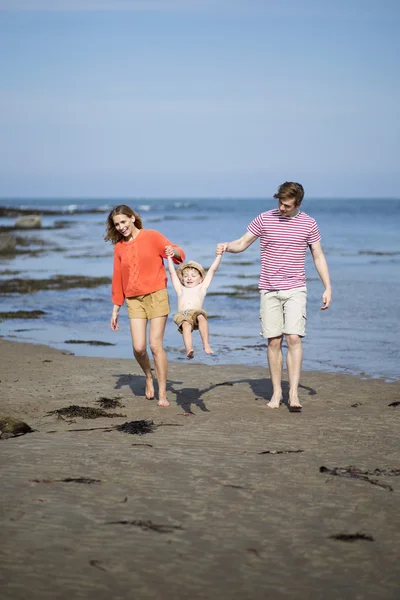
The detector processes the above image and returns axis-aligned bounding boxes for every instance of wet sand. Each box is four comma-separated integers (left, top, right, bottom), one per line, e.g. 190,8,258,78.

0,338,399,600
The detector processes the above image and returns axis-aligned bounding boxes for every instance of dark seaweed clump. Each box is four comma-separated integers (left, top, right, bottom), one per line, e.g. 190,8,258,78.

96,397,124,409
116,420,156,435
31,477,101,484
320,466,394,491
0,310,46,320
64,339,116,346
47,405,126,419
329,533,374,542
107,519,183,533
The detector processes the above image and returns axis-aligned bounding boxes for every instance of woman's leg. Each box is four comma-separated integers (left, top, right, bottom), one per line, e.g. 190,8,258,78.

149,315,169,406
129,318,154,399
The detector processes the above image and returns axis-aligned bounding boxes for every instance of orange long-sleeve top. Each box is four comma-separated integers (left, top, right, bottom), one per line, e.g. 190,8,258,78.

111,229,185,306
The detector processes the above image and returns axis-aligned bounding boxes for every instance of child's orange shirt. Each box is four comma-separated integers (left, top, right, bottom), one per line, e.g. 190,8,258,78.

112,229,185,305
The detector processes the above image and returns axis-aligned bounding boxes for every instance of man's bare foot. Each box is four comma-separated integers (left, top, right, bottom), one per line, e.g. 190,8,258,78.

289,398,302,410
186,349,194,359
145,377,155,399
157,398,170,407
203,345,213,355
266,394,283,409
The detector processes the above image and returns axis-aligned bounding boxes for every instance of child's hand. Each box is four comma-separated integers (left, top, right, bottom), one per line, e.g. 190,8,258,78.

216,243,227,255
165,245,175,257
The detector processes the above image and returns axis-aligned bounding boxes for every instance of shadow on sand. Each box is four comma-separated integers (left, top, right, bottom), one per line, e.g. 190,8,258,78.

113,373,317,415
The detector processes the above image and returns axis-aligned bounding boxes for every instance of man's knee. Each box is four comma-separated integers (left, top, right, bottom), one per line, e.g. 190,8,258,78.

286,334,302,347
268,336,283,349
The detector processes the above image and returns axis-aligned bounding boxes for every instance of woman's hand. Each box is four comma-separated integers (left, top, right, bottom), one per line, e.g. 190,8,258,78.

110,306,120,330
165,245,175,257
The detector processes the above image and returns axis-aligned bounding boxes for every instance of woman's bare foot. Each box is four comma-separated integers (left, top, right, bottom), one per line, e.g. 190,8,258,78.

157,398,170,407
266,394,283,409
187,349,194,359
145,377,155,399
203,344,213,355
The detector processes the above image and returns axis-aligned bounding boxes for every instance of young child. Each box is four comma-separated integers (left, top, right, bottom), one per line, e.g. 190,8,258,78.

165,245,222,359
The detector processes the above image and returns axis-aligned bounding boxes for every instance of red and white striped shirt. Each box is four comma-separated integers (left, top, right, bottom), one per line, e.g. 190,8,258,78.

247,209,321,290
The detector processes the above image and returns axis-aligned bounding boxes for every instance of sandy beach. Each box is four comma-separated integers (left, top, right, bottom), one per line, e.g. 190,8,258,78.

0,338,399,599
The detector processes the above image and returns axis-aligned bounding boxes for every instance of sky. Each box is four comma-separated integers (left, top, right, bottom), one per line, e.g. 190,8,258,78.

0,0,399,198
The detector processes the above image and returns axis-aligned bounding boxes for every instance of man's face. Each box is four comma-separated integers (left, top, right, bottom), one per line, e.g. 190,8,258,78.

278,196,298,217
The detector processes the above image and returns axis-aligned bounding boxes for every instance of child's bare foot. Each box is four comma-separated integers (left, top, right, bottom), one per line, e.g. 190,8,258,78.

266,394,282,409
203,344,213,355
186,349,194,359
145,377,155,399
157,397,170,407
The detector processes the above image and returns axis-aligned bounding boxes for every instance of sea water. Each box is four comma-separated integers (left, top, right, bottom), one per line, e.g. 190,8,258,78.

0,197,399,381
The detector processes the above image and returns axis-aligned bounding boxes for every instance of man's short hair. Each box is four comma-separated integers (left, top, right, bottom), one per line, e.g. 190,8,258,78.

273,182,304,206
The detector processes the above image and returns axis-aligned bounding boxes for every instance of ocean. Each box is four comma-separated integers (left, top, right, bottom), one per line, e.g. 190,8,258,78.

0,197,399,381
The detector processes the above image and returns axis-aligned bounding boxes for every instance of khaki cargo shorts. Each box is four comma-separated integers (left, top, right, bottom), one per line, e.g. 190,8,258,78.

126,288,170,320
260,286,307,338
173,309,208,333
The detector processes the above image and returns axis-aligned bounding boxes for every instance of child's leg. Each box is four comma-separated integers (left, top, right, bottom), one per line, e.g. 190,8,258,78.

181,321,194,359
197,315,213,354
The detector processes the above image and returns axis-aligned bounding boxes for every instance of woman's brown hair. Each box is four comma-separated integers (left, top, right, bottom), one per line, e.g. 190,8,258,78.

104,205,143,245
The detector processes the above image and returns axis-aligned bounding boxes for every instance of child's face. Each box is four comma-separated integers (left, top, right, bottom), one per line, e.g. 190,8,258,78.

181,268,203,288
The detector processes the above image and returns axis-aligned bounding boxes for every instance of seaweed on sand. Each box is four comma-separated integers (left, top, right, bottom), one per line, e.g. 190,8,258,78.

116,420,156,435
329,533,374,542
259,449,304,455
320,466,394,491
96,397,125,409
31,477,101,484
47,405,126,419
106,519,183,533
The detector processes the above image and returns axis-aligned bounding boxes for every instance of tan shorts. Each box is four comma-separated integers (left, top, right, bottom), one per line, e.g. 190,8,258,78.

260,286,307,338
126,289,170,320
173,309,208,333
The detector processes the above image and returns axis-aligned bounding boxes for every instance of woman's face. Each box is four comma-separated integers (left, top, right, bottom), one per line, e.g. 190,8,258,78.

112,214,137,240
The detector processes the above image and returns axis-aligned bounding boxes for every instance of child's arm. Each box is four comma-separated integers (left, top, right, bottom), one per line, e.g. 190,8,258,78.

201,249,223,290
165,245,183,294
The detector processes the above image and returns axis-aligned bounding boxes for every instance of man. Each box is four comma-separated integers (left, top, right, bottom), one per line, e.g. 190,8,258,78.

217,182,332,411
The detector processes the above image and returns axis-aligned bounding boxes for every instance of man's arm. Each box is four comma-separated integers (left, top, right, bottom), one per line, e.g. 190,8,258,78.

217,231,258,254
310,241,332,310
202,252,222,290
165,245,183,294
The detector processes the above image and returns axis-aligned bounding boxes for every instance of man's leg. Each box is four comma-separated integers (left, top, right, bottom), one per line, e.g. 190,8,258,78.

148,315,169,406
286,334,303,408
282,287,306,409
181,321,194,359
266,336,284,408
129,318,154,399
197,315,213,354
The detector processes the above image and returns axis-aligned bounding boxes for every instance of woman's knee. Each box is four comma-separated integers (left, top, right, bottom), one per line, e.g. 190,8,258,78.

133,344,147,357
149,339,164,356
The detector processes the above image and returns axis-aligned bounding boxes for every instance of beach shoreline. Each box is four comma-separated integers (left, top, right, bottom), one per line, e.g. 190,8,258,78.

1,338,399,599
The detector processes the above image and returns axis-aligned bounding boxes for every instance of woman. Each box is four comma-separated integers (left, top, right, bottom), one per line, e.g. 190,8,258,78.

105,205,185,406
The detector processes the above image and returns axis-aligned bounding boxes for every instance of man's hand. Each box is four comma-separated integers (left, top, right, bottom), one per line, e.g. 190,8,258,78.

165,245,175,257
321,288,332,310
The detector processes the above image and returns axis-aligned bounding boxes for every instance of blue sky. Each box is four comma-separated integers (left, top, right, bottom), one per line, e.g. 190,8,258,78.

0,0,399,198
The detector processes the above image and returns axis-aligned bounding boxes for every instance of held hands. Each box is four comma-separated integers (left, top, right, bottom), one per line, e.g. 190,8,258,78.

165,245,175,258
321,288,332,310
216,243,228,255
